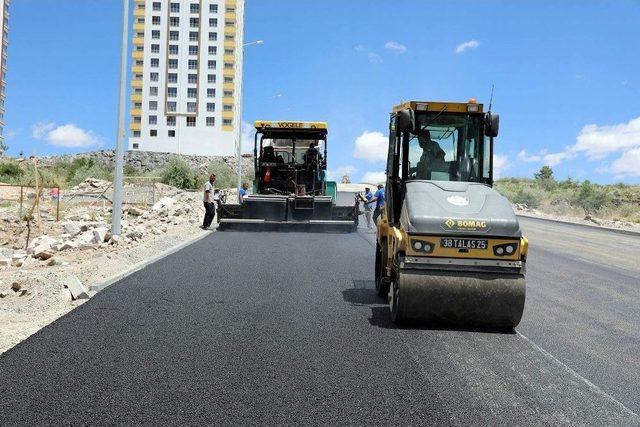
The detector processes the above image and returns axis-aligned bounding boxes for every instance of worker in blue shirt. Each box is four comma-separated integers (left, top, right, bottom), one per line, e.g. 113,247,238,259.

358,187,374,229
239,183,249,204
368,184,386,225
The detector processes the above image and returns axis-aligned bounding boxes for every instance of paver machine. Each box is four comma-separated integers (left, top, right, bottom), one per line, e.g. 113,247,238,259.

218,121,359,232
376,100,527,327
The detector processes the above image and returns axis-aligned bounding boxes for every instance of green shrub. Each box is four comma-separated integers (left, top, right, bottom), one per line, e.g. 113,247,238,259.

0,161,25,181
573,180,612,215
123,165,139,176
208,159,254,190
512,187,543,208
160,158,202,190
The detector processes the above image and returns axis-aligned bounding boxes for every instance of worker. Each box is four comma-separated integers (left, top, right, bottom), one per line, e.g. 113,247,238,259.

304,142,322,165
262,146,277,163
358,187,374,229
202,174,217,230
415,129,446,179
239,182,250,204
369,184,386,225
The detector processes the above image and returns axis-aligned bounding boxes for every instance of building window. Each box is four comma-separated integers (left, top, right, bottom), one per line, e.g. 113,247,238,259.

190,18,200,28
190,3,200,13
210,4,218,13
186,117,196,127
151,44,160,53
150,87,158,96
169,31,179,41
208,60,217,70
224,77,234,84
224,62,234,69
134,102,142,109
208,46,217,55
223,90,233,97
189,45,198,55
168,130,176,137
149,115,157,125
187,88,197,98
150,129,158,137
150,72,159,82
223,104,233,111
168,59,178,69
152,16,161,25
187,102,197,112
207,74,216,84
226,7,236,13
167,116,176,126
188,60,198,69
188,74,197,84
207,88,216,98
133,143,140,149
167,87,177,98
225,34,235,41
170,3,180,13
207,103,215,112
208,32,217,41
133,131,141,138
152,30,160,39
206,117,215,127
167,102,177,112
209,18,218,27
168,73,178,83
150,58,159,68
169,45,178,55
189,31,199,42
223,119,233,126
225,48,234,55
149,101,158,111
152,2,161,11
170,17,180,27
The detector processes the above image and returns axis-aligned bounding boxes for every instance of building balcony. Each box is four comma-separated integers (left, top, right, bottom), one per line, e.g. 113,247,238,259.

221,110,235,119
133,23,145,31
223,68,235,77
222,125,234,132
131,79,143,88
223,54,236,62
132,65,143,73
224,12,236,20
132,51,144,60
130,122,142,131
133,8,145,17
223,82,235,91
130,108,142,116
130,93,142,102
132,37,145,45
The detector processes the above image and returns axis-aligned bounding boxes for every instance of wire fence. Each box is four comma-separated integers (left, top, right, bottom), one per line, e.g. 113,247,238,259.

0,184,61,222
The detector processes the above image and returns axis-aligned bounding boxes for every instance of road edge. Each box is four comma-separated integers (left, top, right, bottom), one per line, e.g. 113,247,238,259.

90,230,213,293
517,214,640,237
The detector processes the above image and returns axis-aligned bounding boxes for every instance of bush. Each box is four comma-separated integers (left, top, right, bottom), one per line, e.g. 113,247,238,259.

573,180,612,215
208,159,254,190
512,187,543,208
160,158,203,190
0,161,25,181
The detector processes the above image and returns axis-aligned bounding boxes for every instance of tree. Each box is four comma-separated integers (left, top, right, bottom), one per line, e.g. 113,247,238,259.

574,180,611,215
534,166,556,191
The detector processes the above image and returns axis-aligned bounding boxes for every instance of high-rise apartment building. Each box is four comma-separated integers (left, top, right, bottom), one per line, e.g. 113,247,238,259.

0,0,9,150
129,0,244,156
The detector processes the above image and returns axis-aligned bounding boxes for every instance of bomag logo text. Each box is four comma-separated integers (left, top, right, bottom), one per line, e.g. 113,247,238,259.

278,122,305,128
443,219,489,231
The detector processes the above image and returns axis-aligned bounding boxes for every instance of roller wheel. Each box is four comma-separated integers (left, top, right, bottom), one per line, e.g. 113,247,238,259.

375,240,390,298
389,274,405,325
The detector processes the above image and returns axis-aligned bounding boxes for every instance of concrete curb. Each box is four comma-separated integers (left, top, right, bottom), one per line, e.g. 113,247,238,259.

90,230,213,293
517,214,640,237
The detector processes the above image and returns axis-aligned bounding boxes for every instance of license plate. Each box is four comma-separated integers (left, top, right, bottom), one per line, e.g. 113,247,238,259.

440,238,488,250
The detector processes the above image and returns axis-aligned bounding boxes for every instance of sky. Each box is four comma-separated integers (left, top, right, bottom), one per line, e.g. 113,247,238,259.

4,0,640,183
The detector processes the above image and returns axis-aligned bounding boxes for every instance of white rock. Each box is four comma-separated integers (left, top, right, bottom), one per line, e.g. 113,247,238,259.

63,222,82,237
93,227,110,243
27,235,57,252
33,246,55,260
0,257,11,266
65,275,91,300
152,197,176,212
52,241,76,252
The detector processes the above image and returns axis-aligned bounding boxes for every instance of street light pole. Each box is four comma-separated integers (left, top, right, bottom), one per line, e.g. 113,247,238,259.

112,0,130,236
236,39,264,203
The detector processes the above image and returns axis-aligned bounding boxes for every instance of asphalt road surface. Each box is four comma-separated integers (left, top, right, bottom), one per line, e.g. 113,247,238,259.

0,217,639,425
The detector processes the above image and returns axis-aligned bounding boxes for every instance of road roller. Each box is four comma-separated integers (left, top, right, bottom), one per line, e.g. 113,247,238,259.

375,100,528,328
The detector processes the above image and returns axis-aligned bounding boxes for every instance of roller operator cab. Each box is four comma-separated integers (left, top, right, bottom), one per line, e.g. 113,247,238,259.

217,121,359,232
376,100,528,328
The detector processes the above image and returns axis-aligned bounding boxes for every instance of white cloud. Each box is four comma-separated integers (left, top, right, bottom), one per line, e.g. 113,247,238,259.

573,117,640,160
542,151,572,166
517,149,543,162
354,44,367,53
328,165,357,182
455,39,479,54
4,129,17,141
611,148,640,177
493,154,509,178
367,52,383,64
384,41,407,54
362,171,387,184
32,122,102,148
353,131,388,162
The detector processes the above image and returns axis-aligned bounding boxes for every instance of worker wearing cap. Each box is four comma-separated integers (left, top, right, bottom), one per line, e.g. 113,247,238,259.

368,184,386,225
239,182,250,204
415,130,445,179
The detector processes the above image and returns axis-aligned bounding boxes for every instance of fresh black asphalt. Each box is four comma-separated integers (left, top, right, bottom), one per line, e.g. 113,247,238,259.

0,219,639,425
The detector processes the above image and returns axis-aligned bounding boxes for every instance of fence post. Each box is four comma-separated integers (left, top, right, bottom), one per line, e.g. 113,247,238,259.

56,187,60,222
19,186,24,218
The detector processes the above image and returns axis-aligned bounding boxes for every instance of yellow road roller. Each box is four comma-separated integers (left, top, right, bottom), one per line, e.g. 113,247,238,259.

375,100,528,328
